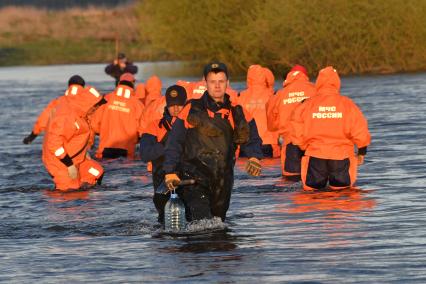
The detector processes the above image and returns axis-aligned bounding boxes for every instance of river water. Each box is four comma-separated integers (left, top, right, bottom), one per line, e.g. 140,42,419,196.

0,63,425,283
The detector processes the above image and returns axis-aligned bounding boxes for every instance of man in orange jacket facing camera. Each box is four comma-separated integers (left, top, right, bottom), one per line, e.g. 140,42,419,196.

291,66,371,190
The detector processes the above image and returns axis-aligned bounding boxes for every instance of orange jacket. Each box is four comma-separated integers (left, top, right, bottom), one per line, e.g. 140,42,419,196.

238,65,278,145
189,80,207,99
91,84,143,158
267,70,316,142
42,86,103,173
144,76,162,107
291,67,371,159
138,96,166,135
32,84,84,135
263,67,275,95
176,80,193,97
134,83,146,105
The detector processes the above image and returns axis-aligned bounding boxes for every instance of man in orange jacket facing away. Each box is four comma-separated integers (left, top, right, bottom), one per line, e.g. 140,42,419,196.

42,85,106,191
266,65,316,179
238,64,279,158
140,85,187,223
291,66,371,190
23,75,86,144
92,73,143,159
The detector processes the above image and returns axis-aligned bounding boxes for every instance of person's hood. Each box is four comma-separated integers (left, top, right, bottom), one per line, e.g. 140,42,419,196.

247,65,267,88
283,70,310,87
145,75,162,104
135,83,146,101
263,67,275,91
67,86,103,117
315,66,341,95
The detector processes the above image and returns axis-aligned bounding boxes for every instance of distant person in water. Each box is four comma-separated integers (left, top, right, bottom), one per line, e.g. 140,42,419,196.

291,66,371,190
105,52,138,86
23,75,86,145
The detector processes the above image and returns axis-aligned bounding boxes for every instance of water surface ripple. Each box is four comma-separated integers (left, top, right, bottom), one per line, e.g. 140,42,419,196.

0,64,425,283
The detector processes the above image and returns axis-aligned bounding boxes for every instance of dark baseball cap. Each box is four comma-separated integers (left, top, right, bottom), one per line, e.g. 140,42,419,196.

203,62,228,79
118,53,126,59
165,85,187,107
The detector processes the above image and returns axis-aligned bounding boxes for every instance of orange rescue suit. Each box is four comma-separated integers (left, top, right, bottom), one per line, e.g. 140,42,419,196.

238,65,279,148
291,67,371,160
32,84,85,136
42,86,104,191
268,70,316,143
92,84,143,159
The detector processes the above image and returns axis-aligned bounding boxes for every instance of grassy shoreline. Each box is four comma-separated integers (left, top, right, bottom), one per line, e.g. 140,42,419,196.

2,1,426,76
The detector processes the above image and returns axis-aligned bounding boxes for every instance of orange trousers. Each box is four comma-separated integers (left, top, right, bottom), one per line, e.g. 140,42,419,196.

51,159,104,191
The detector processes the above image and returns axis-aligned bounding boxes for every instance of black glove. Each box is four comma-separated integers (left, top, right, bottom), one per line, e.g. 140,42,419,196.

187,110,222,137
23,132,37,144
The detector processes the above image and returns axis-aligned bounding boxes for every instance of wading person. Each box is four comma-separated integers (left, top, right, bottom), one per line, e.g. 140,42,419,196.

163,62,263,222
139,85,188,223
238,64,279,158
266,65,316,179
92,73,143,159
105,52,138,86
291,66,371,190
42,85,106,191
23,75,86,145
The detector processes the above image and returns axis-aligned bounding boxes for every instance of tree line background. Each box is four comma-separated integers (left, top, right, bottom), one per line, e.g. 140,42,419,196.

0,0,425,76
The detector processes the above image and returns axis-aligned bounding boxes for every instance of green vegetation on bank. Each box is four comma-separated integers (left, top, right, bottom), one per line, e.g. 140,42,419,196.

1,0,426,76
0,5,152,66
136,0,426,76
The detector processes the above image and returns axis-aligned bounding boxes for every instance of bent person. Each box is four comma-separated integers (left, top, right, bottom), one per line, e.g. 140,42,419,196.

42,85,106,191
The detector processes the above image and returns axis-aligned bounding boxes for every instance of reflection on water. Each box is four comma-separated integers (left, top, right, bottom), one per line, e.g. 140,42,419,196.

0,63,425,282
284,188,377,214
159,230,238,254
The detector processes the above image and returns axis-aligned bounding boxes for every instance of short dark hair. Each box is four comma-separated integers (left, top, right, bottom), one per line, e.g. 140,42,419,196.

68,75,85,87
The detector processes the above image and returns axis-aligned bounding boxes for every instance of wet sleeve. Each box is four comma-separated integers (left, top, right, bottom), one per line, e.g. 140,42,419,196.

265,94,280,132
32,98,57,135
125,64,138,74
89,104,105,135
289,102,307,149
46,116,75,165
240,119,264,159
139,133,164,162
349,101,371,149
163,118,187,174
